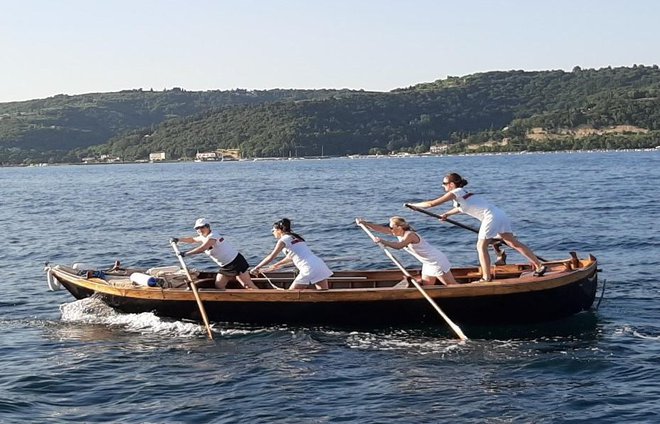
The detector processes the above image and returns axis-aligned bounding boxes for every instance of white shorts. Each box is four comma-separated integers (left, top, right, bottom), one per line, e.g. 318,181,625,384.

291,268,333,287
420,255,452,278
478,210,513,240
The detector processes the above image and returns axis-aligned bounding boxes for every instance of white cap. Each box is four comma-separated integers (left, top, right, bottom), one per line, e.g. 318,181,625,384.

194,218,209,229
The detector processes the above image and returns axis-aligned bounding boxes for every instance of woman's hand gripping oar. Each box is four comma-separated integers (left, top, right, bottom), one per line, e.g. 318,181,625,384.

405,203,508,265
170,239,214,339
355,219,468,341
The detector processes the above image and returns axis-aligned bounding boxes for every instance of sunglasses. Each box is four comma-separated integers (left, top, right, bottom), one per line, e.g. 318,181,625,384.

442,181,451,185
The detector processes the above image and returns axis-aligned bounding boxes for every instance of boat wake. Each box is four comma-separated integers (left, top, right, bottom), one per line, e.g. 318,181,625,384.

341,330,466,355
59,297,205,337
613,325,660,341
57,297,284,339
632,330,660,340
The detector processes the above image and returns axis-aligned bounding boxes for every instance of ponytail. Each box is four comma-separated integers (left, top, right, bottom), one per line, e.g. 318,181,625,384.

273,218,305,241
446,172,468,187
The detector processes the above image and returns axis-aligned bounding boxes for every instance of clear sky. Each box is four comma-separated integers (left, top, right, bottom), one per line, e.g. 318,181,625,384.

1,0,659,103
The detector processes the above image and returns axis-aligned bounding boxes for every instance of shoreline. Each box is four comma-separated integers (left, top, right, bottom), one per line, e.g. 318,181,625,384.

3,147,659,168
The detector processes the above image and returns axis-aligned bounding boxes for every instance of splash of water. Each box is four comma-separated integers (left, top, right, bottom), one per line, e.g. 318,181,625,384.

59,297,205,337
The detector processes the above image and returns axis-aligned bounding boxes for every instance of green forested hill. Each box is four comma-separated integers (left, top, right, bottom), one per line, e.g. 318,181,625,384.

94,66,660,160
3,65,660,164
406,66,660,128
0,88,357,163
93,90,515,159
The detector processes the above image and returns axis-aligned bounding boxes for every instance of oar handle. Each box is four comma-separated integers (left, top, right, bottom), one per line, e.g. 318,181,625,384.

357,222,413,278
170,241,214,339
355,220,468,341
405,203,479,234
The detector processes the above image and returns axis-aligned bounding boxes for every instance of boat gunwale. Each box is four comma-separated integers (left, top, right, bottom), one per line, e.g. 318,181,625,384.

50,257,597,303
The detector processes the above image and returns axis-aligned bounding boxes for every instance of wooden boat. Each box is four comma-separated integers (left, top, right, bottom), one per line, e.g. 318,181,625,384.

44,253,599,327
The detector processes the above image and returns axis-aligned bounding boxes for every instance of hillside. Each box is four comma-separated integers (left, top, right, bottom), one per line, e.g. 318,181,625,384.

3,65,660,164
0,88,357,164
92,66,660,160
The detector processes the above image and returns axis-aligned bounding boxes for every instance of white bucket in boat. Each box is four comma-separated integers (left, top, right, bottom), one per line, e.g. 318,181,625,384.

130,272,159,287
72,263,96,270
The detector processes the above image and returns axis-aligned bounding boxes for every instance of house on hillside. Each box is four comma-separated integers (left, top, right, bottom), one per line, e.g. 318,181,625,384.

149,152,166,161
195,151,218,161
217,149,241,160
100,154,121,163
430,144,449,154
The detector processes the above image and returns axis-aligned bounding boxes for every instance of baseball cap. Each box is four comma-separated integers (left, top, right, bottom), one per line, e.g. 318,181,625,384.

194,218,209,229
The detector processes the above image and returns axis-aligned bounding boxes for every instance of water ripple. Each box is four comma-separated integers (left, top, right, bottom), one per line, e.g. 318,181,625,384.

1,152,659,422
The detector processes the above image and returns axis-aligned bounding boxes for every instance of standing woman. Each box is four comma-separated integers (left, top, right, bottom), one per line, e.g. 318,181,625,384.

356,217,457,286
408,173,546,282
172,218,258,290
251,218,332,290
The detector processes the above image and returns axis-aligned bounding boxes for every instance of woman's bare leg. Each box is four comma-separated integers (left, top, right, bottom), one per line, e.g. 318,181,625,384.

314,280,329,290
236,271,258,289
215,274,231,289
420,275,437,286
477,239,492,281
437,271,457,286
499,233,542,269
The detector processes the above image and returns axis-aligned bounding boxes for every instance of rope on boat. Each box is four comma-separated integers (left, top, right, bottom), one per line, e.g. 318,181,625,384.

43,263,63,291
595,279,606,310
259,271,285,290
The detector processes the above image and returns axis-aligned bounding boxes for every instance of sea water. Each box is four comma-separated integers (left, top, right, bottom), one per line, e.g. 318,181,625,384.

1,151,658,422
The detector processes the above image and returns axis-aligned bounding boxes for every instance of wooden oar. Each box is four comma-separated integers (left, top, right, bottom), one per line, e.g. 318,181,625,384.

170,240,214,339
355,220,468,341
405,203,481,233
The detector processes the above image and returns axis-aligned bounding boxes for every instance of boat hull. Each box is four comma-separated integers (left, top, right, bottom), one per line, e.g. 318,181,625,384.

51,256,599,327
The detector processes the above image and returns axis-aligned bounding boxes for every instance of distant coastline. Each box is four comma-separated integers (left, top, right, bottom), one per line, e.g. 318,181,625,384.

6,147,658,168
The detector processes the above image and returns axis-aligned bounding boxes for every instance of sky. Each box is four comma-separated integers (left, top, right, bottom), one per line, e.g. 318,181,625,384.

1,0,659,103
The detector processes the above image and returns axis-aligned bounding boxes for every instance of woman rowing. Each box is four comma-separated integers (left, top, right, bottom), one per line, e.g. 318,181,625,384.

251,218,332,290
356,216,457,286
407,172,546,282
172,218,258,290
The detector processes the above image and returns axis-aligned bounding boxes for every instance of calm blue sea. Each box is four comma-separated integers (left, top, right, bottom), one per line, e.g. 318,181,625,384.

1,151,659,423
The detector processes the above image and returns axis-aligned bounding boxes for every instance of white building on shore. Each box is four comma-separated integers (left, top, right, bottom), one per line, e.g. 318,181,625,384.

430,144,449,154
195,151,218,161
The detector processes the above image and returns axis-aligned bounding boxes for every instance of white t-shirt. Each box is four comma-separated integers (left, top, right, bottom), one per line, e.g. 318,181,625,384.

195,231,239,267
281,234,332,284
451,187,512,239
399,231,451,276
